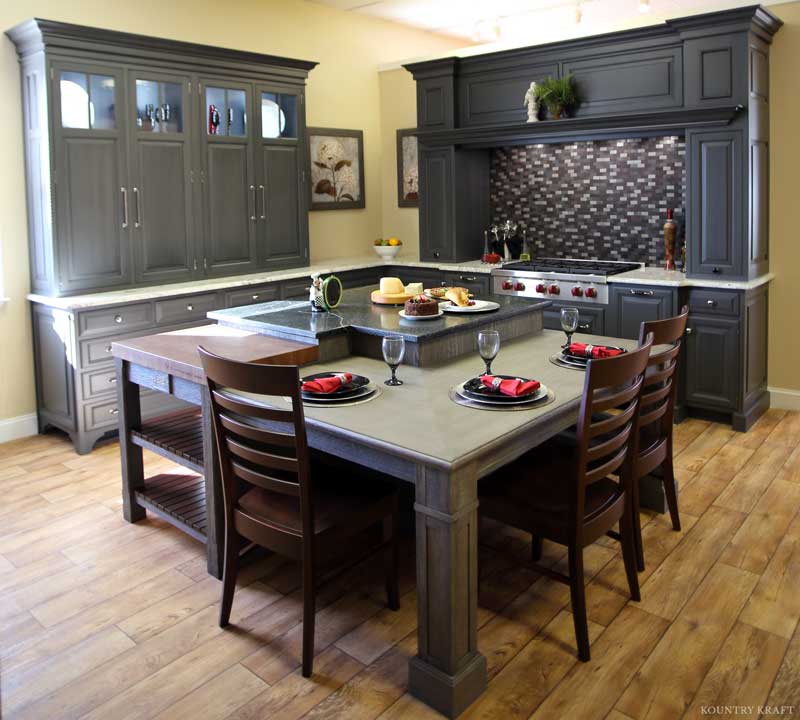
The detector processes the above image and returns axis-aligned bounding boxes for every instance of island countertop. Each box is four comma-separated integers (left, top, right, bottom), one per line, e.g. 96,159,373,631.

208,286,549,344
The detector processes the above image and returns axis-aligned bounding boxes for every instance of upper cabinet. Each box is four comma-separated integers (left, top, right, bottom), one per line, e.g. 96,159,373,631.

7,19,316,296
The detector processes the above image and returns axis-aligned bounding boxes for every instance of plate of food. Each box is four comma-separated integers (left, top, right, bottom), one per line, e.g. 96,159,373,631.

371,277,414,305
399,294,444,320
443,299,500,313
424,286,473,302
460,375,547,404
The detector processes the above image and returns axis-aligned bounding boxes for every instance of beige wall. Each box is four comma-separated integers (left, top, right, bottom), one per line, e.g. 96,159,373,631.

0,0,462,421
767,1,800,393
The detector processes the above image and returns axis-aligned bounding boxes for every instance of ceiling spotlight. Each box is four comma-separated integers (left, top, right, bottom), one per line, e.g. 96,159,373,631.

639,0,650,12
575,4,583,23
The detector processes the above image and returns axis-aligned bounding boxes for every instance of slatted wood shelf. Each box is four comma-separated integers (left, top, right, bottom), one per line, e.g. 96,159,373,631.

131,407,204,473
135,472,207,541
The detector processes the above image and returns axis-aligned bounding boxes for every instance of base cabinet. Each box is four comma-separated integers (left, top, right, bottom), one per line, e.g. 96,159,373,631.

607,284,677,339
543,302,605,335
685,315,740,410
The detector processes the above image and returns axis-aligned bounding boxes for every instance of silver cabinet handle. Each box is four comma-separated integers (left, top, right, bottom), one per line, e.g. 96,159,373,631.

186,303,194,311
252,294,259,301
459,276,477,282
121,187,128,228
630,289,654,297
133,187,141,228
578,323,591,330
259,184,266,220
107,376,117,384
686,328,693,335
249,185,256,221
114,314,123,324
706,299,718,307
109,408,119,415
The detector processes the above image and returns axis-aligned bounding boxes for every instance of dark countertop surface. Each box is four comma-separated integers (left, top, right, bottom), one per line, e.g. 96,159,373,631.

208,286,549,343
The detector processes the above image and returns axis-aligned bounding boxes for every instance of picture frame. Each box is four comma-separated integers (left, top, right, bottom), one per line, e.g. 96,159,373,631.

396,128,419,208
307,127,365,211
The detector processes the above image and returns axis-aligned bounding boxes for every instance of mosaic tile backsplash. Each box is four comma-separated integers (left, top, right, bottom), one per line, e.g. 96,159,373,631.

489,136,686,265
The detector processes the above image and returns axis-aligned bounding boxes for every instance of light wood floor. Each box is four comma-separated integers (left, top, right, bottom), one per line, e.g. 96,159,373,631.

1,411,800,720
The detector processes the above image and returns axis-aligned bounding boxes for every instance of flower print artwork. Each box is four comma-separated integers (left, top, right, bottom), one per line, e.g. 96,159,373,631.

308,129,365,210
396,129,419,208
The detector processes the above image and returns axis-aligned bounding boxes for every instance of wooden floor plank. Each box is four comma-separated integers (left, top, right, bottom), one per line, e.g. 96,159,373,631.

728,408,787,450
766,621,800,709
615,563,759,720
673,425,736,473
765,411,800,448
683,622,788,718
714,442,794,514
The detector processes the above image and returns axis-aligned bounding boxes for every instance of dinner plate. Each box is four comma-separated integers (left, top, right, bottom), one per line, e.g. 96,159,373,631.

398,309,444,321
562,345,626,361
303,383,377,404
300,372,370,399
462,375,543,403
442,300,500,313
456,381,548,406
424,287,473,302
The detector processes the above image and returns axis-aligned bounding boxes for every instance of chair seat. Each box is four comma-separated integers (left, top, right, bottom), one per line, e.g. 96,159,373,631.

238,471,396,537
480,445,623,539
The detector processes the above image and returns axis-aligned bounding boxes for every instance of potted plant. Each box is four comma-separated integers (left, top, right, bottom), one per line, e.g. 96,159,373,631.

535,75,577,119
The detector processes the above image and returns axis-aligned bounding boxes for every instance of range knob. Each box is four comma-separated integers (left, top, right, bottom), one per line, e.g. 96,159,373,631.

571,286,583,297
514,282,526,291
585,287,597,298
502,280,513,290
535,283,547,293
548,284,560,295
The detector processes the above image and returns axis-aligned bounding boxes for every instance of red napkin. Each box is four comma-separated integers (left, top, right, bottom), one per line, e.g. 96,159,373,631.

480,375,541,397
568,343,624,359
301,372,352,394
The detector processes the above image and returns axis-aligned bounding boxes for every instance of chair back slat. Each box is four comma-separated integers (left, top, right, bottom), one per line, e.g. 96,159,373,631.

232,461,301,497
585,445,630,485
199,346,314,537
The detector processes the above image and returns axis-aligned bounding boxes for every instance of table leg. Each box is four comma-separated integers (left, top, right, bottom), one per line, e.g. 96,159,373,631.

201,389,224,580
115,358,145,523
410,463,487,717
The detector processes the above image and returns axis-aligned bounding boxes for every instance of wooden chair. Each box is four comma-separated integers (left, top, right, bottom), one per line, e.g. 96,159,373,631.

630,306,689,571
198,347,400,677
479,337,652,661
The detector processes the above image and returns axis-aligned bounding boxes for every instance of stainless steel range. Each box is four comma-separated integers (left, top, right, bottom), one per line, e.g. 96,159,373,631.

491,258,643,304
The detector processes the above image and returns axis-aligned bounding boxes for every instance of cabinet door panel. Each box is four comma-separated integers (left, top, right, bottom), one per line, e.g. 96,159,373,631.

685,316,740,410
204,144,256,273
259,144,303,263
609,285,675,339
688,129,744,277
419,148,454,261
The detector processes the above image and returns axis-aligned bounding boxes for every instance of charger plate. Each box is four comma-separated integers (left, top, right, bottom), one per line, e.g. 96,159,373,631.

448,384,555,411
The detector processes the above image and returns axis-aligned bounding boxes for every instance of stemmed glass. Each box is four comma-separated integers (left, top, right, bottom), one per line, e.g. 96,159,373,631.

382,336,405,386
560,307,580,348
478,330,500,376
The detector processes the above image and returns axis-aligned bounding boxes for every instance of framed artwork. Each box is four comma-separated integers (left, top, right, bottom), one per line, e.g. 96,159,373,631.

396,128,419,208
308,127,365,211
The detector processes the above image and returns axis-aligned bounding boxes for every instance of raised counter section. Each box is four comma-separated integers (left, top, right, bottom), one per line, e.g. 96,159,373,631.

208,287,548,367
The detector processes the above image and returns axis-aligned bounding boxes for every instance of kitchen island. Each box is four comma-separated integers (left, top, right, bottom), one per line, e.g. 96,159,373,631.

113,300,640,716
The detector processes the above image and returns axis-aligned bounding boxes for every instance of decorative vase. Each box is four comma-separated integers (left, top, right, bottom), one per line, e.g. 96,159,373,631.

550,106,563,120
664,209,677,270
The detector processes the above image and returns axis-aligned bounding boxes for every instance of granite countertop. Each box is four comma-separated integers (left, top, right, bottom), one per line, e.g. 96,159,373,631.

208,286,548,343
27,255,501,311
608,266,775,290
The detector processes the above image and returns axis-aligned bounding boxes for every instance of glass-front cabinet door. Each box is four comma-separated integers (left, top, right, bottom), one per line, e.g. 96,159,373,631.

199,80,258,275
129,71,196,283
255,85,307,266
52,62,132,292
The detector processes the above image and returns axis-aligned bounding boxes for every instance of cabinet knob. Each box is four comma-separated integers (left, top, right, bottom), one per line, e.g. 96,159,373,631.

114,315,123,323
712,267,721,274
107,377,117,384
186,304,194,311
105,345,113,353
433,252,440,259
707,299,717,307
252,294,259,301
686,328,693,335
109,408,119,415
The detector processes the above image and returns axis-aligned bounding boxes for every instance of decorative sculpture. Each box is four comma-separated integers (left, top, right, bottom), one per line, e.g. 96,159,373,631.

523,81,540,123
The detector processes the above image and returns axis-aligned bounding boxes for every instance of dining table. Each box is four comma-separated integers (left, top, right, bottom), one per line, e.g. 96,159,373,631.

112,321,639,717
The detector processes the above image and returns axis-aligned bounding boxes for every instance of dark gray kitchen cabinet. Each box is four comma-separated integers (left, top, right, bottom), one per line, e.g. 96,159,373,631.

608,284,677,339
419,148,454,261
685,315,740,411
543,303,605,335
8,19,316,297
52,62,132,294
130,70,196,284
683,34,748,109
442,271,490,297
687,128,745,278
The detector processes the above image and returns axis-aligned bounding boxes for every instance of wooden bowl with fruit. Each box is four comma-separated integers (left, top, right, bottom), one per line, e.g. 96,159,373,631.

373,237,402,260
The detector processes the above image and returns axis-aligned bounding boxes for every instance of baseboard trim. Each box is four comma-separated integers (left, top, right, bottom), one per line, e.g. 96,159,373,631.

768,387,800,411
0,413,39,444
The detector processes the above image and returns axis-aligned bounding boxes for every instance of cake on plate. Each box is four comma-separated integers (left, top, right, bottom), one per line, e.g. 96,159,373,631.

404,294,439,316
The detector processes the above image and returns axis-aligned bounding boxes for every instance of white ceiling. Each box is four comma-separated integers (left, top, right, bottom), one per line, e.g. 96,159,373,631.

308,0,788,50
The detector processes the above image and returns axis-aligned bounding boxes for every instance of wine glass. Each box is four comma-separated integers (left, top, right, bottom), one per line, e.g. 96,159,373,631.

382,336,405,386
560,307,580,348
478,330,500,376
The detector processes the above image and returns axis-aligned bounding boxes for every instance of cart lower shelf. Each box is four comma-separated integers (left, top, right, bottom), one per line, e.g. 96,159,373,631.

135,472,207,541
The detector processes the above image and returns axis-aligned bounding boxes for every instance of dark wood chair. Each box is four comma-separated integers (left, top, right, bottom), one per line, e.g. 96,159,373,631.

630,306,689,571
198,347,400,677
479,337,653,661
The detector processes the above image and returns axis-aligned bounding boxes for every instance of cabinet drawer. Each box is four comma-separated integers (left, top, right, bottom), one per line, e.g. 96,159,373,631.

688,289,740,316
155,293,220,325
282,279,310,300
226,285,280,308
78,303,153,337
82,392,188,432
543,303,605,335
81,366,118,401
80,337,119,367
443,272,490,296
